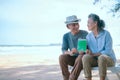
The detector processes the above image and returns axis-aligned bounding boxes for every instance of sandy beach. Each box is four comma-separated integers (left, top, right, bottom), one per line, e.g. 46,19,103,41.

0,46,120,80
0,54,120,80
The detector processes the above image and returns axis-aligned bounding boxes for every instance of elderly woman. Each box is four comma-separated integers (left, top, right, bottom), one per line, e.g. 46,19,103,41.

82,13,116,80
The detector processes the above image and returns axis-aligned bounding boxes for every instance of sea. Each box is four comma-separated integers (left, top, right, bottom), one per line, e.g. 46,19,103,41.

0,45,120,61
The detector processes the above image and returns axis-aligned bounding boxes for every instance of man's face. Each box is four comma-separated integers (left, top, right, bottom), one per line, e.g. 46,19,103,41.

67,23,79,32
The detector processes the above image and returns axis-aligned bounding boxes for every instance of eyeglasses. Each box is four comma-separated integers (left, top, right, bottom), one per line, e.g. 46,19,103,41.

68,23,79,26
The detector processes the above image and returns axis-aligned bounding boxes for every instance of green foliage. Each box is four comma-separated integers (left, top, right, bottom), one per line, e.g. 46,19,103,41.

114,3,120,12
93,0,120,17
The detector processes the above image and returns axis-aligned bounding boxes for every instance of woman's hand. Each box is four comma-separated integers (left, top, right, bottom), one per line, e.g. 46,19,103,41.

86,49,101,57
93,53,101,57
86,49,92,55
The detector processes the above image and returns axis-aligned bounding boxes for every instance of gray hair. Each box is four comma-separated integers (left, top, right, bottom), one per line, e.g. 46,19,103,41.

88,13,105,31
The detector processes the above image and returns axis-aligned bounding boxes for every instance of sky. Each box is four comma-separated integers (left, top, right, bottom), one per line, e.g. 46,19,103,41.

0,0,120,45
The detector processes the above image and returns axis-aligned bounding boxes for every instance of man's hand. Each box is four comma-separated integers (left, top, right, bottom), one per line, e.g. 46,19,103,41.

69,48,77,56
71,48,77,54
64,48,78,56
64,51,70,54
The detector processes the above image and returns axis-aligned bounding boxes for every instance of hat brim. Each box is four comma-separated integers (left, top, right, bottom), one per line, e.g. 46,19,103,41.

65,19,81,25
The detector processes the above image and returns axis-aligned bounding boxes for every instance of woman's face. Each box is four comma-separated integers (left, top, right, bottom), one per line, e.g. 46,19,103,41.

87,18,97,31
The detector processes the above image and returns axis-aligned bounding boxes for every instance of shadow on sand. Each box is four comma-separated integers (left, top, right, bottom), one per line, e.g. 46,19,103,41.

0,65,62,80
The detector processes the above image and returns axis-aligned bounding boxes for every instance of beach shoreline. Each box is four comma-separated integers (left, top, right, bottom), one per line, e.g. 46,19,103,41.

0,46,120,80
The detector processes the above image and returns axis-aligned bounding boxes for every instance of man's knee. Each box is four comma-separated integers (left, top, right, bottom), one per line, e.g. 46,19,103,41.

59,54,64,61
59,54,68,62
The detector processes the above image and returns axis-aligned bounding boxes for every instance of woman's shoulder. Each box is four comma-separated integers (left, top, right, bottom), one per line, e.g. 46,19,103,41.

103,30,111,35
86,32,93,39
87,31,93,36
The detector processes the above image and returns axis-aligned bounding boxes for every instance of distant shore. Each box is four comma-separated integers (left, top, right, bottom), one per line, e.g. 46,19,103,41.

0,43,62,47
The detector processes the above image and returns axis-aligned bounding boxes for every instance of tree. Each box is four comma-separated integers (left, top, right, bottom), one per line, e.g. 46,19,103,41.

93,0,120,17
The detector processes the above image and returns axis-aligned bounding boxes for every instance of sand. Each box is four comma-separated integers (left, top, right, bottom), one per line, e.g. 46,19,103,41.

0,54,120,80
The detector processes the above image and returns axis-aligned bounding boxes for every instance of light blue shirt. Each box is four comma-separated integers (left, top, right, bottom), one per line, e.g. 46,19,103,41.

86,30,116,62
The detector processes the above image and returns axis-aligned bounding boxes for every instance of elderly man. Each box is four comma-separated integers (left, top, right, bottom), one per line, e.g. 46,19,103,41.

59,15,88,80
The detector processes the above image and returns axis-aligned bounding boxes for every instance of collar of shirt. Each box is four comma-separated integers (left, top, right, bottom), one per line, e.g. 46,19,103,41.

92,30,105,39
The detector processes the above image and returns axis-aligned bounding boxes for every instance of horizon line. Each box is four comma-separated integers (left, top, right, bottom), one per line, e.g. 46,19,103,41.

0,43,62,47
